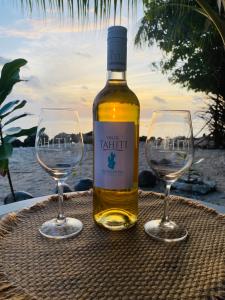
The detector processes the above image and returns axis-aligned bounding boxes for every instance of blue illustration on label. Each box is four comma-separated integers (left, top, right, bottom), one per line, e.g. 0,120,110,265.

108,152,116,169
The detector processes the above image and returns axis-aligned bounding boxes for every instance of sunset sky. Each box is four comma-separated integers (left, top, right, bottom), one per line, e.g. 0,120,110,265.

0,1,206,136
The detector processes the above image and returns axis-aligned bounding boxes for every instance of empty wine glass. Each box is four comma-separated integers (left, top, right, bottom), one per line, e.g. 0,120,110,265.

145,110,194,242
35,108,84,239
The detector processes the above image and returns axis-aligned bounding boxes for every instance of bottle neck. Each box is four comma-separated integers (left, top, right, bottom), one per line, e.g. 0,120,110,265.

107,70,127,83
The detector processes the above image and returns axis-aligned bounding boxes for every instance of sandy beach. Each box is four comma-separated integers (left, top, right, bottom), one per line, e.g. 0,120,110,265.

0,143,225,206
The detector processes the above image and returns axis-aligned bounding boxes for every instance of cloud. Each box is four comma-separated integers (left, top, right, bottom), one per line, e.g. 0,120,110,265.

0,26,40,40
81,97,87,103
75,51,92,58
153,96,167,104
0,16,114,40
0,20,80,40
0,56,9,65
42,96,57,105
26,75,41,88
192,96,204,104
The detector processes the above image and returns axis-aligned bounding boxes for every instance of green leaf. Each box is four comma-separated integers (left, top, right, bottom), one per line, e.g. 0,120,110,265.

5,126,37,139
0,100,27,119
0,58,27,84
2,113,30,127
3,135,18,143
0,143,13,160
0,100,20,116
0,158,8,177
196,0,225,45
0,58,27,105
3,127,22,135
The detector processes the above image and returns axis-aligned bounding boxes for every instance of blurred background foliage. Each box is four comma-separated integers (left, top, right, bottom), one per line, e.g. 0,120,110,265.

14,0,225,147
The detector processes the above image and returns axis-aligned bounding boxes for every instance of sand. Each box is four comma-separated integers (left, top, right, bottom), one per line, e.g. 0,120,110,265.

0,143,225,206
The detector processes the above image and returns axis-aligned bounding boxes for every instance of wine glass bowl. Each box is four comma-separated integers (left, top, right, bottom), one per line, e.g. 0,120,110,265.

146,140,193,183
144,110,194,242
35,108,84,239
37,133,83,180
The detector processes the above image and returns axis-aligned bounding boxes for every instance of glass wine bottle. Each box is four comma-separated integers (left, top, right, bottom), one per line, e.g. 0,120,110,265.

93,26,140,230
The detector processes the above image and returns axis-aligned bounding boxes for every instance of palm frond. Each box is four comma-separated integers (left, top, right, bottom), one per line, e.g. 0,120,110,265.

196,0,225,45
16,0,137,22
217,0,225,14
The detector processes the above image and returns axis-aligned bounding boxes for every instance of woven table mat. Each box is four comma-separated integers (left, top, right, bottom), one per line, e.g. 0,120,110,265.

0,191,225,300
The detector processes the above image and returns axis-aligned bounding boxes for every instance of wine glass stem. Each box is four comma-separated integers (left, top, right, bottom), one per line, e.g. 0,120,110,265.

161,183,171,223
57,180,66,223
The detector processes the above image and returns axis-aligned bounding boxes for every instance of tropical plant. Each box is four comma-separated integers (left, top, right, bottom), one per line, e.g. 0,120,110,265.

134,0,225,147
0,59,37,201
196,0,225,45
15,0,225,47
12,0,225,147
18,0,137,22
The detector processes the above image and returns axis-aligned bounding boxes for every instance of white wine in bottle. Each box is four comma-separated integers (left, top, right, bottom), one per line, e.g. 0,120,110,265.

93,26,140,231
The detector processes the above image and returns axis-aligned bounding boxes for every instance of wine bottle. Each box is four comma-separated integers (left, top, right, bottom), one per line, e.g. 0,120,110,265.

93,26,140,231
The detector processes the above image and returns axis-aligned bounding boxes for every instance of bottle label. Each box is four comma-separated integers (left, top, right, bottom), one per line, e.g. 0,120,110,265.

94,121,134,190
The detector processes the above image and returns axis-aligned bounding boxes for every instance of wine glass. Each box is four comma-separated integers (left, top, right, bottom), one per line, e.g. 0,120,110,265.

145,110,194,242
35,108,84,239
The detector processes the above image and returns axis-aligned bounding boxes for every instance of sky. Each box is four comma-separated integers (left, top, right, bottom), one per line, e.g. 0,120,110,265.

0,1,206,136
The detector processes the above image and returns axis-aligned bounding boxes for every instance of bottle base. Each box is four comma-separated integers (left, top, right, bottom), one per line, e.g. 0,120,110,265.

94,209,137,231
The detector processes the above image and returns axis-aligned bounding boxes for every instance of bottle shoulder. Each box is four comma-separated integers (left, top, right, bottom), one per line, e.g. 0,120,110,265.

93,82,140,108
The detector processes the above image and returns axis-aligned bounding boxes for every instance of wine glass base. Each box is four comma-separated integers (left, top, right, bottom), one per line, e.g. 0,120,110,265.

39,217,83,239
144,219,188,242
